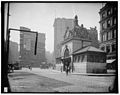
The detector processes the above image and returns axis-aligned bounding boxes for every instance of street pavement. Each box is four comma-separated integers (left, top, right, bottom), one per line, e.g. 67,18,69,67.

16,68,115,92
8,70,72,92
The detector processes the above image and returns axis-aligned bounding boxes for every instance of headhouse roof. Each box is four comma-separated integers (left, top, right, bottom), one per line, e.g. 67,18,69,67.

73,45,105,54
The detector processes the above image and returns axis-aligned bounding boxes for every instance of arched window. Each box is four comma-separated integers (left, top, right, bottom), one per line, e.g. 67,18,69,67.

64,45,69,58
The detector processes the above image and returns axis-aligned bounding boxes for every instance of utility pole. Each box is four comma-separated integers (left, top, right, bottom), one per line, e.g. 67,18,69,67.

2,2,11,93
6,3,10,65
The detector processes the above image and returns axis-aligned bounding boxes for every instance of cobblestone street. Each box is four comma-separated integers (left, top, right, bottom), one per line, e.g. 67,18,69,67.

8,68,115,93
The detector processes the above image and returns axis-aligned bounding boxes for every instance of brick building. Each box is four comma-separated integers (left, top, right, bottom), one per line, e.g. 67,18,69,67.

19,27,46,67
99,2,117,64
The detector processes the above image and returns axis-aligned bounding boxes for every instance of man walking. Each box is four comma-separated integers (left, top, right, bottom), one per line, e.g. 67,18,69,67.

65,65,69,76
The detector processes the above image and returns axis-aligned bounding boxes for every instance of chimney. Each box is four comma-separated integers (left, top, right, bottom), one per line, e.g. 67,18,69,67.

81,24,83,28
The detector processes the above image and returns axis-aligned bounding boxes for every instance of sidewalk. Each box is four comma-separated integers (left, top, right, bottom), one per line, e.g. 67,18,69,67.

50,69,116,76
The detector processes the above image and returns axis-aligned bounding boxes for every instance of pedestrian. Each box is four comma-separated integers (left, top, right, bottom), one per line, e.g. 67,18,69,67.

66,66,69,76
28,65,31,70
61,66,62,72
68,66,71,73
30,65,32,70
11,64,14,72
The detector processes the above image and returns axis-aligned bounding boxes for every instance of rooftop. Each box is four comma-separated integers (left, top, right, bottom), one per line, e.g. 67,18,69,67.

73,45,105,54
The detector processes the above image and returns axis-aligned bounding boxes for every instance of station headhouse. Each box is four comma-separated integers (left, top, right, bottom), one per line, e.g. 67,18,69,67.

59,15,107,73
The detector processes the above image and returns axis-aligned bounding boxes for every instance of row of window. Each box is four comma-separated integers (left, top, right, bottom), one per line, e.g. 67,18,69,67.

102,6,116,19
101,44,116,54
88,55,106,63
102,17,116,29
73,54,105,63
102,29,116,42
73,55,86,63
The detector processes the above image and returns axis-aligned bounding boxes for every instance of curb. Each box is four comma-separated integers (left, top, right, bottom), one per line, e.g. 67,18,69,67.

72,73,116,76
51,70,116,76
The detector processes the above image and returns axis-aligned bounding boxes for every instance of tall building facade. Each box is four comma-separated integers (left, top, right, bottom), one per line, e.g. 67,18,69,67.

53,18,74,63
99,3,117,61
20,27,46,67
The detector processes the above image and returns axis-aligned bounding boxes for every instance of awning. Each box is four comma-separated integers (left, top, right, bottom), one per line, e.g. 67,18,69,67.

107,59,115,63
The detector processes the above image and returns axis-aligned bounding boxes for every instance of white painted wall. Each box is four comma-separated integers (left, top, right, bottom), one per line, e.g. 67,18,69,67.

73,62,87,73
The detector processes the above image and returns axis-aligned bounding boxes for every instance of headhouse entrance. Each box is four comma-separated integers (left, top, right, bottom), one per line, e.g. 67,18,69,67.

62,57,71,71
61,45,72,71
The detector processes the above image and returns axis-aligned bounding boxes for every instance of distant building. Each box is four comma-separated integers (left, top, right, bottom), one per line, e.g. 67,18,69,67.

45,51,52,63
53,18,74,64
9,41,19,64
99,2,117,63
56,15,106,73
19,27,46,67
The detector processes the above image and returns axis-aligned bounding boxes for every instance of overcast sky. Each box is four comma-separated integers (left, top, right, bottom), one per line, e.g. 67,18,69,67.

7,3,103,53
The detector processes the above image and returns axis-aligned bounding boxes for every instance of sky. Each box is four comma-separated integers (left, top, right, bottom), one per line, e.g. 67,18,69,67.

7,3,103,53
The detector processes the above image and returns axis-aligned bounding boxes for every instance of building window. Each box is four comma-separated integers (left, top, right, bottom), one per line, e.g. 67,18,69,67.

112,44,116,52
102,22,106,29
108,31,112,40
102,32,108,42
113,6,117,13
103,33,107,41
107,19,111,27
114,29,116,38
89,55,94,62
110,31,112,39
81,55,85,62
106,45,110,53
79,55,82,62
112,30,114,39
113,17,116,25
107,9,111,16
104,34,105,41
78,55,80,62
102,12,106,18
103,34,104,41
102,34,104,42
112,29,116,39
76,56,78,62
106,32,108,40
